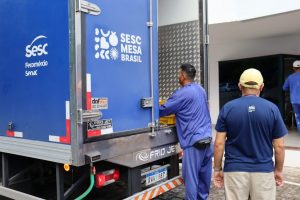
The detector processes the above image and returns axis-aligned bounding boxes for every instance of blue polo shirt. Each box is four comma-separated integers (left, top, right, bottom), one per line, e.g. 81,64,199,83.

283,72,300,104
159,82,212,149
215,96,288,172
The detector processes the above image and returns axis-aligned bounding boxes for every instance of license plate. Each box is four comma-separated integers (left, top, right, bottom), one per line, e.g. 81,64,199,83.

145,168,167,186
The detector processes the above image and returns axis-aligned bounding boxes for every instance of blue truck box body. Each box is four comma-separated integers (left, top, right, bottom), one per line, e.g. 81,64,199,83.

0,2,184,198
0,0,158,144
85,0,159,133
0,0,70,142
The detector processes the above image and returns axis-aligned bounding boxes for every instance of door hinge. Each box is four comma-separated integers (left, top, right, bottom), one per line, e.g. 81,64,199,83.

76,0,101,16
78,109,102,124
204,35,209,45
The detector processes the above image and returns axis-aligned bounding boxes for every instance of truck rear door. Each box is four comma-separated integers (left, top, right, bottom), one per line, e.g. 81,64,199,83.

83,0,158,138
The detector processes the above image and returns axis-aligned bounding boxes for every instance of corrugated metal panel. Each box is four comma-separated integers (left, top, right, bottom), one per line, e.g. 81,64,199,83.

158,20,202,99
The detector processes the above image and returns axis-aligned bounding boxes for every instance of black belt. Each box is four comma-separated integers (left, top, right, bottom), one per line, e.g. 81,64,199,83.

193,137,211,149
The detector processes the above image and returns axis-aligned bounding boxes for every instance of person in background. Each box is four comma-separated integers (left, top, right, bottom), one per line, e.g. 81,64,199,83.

214,68,287,200
160,64,212,200
283,60,300,134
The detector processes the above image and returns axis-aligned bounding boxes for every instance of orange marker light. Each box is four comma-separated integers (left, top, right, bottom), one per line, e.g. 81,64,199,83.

64,164,70,172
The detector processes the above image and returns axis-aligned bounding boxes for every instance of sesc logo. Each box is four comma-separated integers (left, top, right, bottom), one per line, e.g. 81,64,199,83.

25,35,48,58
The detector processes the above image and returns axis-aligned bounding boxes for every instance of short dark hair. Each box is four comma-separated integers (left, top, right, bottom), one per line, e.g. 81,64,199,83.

180,63,196,80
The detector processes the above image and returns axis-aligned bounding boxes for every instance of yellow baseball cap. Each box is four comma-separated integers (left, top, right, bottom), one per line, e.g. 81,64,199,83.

239,68,263,89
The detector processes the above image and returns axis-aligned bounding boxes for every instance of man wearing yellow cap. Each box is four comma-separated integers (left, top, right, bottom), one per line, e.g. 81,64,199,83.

213,68,287,199
283,60,300,134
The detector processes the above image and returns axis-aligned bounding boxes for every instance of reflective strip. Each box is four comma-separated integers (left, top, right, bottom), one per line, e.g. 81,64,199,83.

6,131,14,137
6,131,23,138
86,92,92,110
101,127,113,135
161,184,169,192
48,101,71,144
87,129,101,137
157,187,165,196
175,178,182,185
151,188,159,198
49,135,60,142
86,74,92,110
66,119,71,138
144,191,151,200
14,131,23,138
63,101,71,144
149,190,154,199
168,181,175,188
125,176,183,200
86,73,91,92
167,183,173,190
138,194,143,200
65,101,70,120
173,180,179,187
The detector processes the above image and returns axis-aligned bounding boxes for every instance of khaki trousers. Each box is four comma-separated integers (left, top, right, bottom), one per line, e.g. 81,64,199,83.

224,172,276,200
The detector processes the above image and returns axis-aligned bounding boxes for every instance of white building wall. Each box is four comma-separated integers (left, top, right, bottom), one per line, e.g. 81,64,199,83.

209,34,300,123
208,0,300,24
158,0,199,26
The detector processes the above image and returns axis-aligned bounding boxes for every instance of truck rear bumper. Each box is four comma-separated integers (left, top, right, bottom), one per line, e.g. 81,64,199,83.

124,176,183,200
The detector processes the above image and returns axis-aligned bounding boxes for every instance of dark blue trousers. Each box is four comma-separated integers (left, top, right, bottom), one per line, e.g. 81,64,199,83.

293,104,300,133
182,144,213,200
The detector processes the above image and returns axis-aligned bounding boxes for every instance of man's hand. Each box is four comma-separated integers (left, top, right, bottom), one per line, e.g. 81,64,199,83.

273,137,285,187
214,171,224,188
213,131,226,189
274,170,284,187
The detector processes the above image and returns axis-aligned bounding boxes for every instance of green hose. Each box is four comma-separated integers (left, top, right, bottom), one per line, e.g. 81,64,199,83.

75,173,95,200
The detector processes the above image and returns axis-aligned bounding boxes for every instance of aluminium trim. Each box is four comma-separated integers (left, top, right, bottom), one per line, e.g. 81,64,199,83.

0,186,45,200
83,128,178,165
148,0,155,137
106,143,180,168
199,0,209,93
71,0,86,167
0,137,72,164
76,0,101,16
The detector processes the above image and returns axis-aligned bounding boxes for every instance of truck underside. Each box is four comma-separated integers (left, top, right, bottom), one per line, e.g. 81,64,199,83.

0,128,180,200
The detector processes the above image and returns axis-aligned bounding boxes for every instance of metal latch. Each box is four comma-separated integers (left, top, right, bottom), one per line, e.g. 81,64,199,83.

76,0,101,16
147,21,153,27
148,120,159,137
8,122,14,131
78,109,102,124
141,98,153,108
85,151,101,164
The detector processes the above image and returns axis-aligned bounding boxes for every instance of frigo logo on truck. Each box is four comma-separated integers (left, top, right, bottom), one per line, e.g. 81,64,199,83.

135,145,177,162
25,35,48,58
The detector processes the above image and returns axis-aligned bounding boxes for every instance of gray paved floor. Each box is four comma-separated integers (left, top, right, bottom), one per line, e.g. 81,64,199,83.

285,130,300,148
155,129,300,200
154,166,300,200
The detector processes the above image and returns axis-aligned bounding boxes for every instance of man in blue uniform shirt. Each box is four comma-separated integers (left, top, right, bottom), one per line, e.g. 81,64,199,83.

283,60,300,134
214,68,287,200
160,64,212,200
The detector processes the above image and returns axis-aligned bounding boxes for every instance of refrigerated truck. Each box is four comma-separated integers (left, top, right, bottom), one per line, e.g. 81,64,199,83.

0,0,208,199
